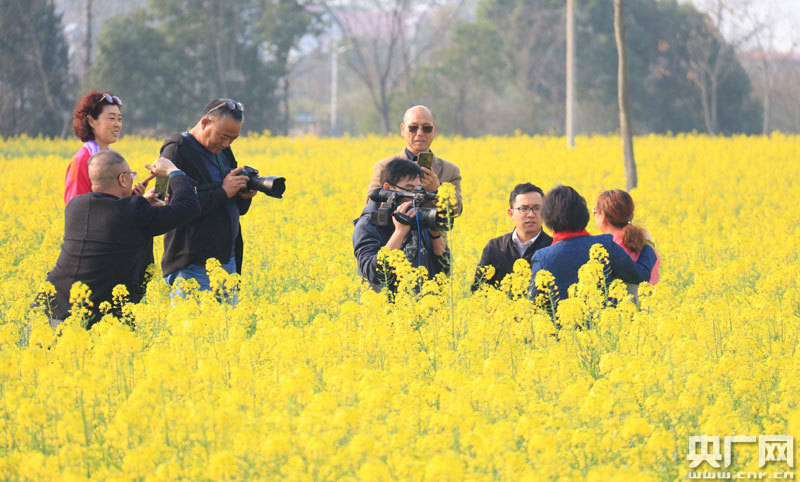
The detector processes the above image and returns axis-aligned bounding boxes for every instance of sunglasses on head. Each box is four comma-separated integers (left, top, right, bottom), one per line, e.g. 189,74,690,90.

207,100,244,115
407,124,434,134
95,93,123,107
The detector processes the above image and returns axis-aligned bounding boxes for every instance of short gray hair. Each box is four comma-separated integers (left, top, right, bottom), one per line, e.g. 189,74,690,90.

88,150,127,184
202,98,244,122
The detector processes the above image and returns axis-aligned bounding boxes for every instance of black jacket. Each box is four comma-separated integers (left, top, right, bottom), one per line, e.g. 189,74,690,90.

353,201,450,292
160,133,252,276
43,174,200,326
471,230,553,292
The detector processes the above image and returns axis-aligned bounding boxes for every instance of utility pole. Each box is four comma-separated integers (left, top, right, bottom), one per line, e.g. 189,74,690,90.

83,0,93,78
566,0,575,147
330,40,338,136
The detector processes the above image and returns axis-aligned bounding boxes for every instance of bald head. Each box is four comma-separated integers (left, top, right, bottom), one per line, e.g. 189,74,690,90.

89,151,127,184
401,105,437,155
402,105,434,125
88,150,134,197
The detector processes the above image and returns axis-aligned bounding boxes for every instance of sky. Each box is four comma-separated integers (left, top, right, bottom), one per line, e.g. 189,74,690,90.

688,0,800,52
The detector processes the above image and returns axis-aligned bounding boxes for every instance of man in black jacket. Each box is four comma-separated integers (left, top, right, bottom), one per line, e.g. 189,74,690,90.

353,158,450,293
159,99,256,294
471,183,552,291
41,151,200,328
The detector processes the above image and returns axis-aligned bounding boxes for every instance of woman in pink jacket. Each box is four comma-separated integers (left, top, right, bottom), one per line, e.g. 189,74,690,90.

64,92,125,204
593,189,660,285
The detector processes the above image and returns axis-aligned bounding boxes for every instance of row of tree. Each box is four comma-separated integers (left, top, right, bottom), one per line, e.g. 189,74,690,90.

0,0,789,138
0,0,316,137
324,0,763,136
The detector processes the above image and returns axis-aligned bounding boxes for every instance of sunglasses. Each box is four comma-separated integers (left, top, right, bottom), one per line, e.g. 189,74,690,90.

207,100,244,116
407,124,434,134
95,93,123,107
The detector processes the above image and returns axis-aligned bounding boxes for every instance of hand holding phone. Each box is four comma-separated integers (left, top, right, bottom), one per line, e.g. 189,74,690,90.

417,152,433,169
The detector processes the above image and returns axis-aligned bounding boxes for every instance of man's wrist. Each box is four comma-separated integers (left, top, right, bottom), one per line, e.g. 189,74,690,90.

429,231,441,239
167,169,184,178
393,226,411,236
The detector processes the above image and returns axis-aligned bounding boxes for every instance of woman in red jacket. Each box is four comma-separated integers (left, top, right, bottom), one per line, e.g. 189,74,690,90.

64,92,125,204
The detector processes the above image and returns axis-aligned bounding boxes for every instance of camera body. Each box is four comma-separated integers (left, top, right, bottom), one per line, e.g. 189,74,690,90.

240,165,286,198
368,186,451,231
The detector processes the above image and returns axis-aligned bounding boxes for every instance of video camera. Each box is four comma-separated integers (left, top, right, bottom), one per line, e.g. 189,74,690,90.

368,186,453,231
241,165,286,199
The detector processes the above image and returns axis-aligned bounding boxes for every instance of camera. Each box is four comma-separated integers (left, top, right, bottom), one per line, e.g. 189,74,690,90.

241,166,286,198
368,186,453,231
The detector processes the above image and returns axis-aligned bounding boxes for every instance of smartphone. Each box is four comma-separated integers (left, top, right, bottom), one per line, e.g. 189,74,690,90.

417,152,433,170
154,176,169,202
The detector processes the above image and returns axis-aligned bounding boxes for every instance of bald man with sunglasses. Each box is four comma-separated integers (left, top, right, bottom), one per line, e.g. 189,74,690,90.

366,105,463,215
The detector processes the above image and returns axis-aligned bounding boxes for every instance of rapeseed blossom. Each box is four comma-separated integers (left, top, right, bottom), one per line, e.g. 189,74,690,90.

0,134,797,479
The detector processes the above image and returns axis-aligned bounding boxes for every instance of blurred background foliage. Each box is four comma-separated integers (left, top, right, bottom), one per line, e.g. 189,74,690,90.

1,0,797,138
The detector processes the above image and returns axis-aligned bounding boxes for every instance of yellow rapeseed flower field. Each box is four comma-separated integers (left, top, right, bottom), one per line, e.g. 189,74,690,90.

0,133,799,480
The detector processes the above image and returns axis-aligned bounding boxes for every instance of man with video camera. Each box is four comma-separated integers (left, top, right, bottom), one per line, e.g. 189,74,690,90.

353,158,450,293
158,98,258,294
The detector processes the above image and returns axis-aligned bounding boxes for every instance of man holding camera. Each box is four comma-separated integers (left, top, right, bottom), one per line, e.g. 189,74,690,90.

41,151,199,328
159,99,257,292
354,158,450,292
471,183,552,291
366,105,463,215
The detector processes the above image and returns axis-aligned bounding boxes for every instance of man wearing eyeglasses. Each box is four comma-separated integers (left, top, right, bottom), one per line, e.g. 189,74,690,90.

471,183,552,292
354,158,450,293
40,151,199,328
158,99,256,295
366,105,463,214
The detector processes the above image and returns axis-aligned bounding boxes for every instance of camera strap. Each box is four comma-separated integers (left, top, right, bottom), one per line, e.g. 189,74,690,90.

215,153,227,175
413,198,422,268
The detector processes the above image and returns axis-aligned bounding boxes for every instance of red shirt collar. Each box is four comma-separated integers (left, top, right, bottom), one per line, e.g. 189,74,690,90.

551,230,591,244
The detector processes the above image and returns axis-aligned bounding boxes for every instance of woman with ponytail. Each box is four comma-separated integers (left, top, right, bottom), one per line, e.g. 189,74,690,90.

593,189,660,284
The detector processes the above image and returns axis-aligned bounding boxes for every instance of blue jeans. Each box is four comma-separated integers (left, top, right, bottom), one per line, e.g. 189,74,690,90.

164,255,238,304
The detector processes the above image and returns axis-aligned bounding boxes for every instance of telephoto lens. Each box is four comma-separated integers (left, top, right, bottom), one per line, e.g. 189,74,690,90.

240,166,286,198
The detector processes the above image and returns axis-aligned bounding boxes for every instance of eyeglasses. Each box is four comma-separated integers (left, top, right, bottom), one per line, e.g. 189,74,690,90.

407,124,434,134
206,100,244,116
119,171,137,180
514,205,541,214
95,93,123,107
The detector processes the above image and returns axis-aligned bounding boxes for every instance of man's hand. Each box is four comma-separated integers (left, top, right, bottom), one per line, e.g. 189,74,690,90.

143,188,166,206
132,182,146,196
222,166,250,198
392,201,415,233
386,200,415,251
145,157,180,178
420,166,440,192
239,189,257,200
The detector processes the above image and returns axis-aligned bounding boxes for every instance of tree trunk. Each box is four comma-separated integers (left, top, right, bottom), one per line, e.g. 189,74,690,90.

710,69,719,134
565,0,575,147
762,88,769,135
698,73,713,134
214,0,227,94
614,0,637,190
282,76,290,136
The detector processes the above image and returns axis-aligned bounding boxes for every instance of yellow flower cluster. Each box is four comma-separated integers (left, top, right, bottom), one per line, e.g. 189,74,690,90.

0,133,798,479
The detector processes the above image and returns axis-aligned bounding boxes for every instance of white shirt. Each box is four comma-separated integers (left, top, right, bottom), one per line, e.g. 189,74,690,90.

512,228,541,257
